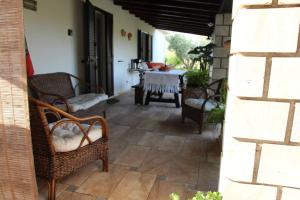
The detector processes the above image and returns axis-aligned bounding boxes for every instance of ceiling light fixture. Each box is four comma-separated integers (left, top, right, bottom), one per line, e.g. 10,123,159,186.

207,22,214,27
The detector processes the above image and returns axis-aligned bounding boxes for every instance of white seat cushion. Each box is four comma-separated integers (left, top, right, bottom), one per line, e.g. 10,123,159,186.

49,121,102,152
184,98,218,112
55,93,108,112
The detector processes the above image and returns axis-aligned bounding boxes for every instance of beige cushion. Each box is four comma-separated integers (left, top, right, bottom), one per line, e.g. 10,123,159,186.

184,98,218,112
49,121,102,152
55,93,108,112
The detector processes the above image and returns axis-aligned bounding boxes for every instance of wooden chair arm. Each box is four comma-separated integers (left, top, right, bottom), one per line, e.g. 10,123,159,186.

30,98,108,141
49,117,107,151
206,78,225,94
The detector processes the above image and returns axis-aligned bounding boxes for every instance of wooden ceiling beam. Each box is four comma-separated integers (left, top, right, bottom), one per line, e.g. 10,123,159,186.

134,14,211,29
114,1,218,14
132,13,212,35
112,0,220,36
154,23,212,32
155,25,211,33
132,14,211,25
117,0,221,6
143,20,210,29
114,0,220,12
155,26,211,35
126,8,214,21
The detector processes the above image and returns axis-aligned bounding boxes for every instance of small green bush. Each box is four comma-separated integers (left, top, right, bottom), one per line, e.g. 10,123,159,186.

207,107,225,124
207,79,227,124
170,191,222,200
186,70,209,88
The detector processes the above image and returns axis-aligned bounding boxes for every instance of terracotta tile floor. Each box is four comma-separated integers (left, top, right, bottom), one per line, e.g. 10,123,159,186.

37,92,221,200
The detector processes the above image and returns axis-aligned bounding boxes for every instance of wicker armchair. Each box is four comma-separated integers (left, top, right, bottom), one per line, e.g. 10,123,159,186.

182,79,225,134
29,72,107,118
29,98,108,200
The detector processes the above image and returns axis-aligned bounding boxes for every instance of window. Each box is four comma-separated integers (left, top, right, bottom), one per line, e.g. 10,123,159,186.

137,30,153,62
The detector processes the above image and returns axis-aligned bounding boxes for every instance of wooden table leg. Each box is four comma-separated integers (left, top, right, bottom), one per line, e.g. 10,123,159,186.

174,93,180,108
145,91,151,105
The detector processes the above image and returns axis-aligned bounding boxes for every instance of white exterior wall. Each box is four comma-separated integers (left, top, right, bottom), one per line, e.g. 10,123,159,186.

152,29,167,63
24,0,165,95
24,0,82,77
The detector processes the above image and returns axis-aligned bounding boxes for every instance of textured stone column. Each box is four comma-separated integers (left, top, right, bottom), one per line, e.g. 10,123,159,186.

0,0,38,199
212,13,232,80
220,0,300,199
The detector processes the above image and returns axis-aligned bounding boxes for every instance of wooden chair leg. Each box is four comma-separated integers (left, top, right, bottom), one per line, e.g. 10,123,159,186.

198,114,204,134
198,123,203,134
198,112,204,134
102,155,109,172
48,179,56,200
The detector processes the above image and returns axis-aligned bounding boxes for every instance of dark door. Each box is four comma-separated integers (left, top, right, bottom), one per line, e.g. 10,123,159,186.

84,0,114,96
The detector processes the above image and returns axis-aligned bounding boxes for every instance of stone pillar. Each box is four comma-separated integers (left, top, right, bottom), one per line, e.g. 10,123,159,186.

212,13,232,80
220,1,300,199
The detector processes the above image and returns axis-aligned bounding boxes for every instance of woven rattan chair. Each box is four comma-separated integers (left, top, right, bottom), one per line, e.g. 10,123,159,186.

182,79,225,134
29,98,108,200
29,72,108,118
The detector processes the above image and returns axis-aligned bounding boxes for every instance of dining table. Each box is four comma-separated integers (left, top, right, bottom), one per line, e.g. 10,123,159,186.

143,69,187,108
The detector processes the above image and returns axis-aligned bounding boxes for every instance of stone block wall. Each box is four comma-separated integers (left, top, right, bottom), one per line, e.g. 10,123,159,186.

220,1,300,199
212,13,232,80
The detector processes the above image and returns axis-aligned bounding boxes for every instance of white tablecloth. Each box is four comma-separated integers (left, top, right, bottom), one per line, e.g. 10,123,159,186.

143,69,187,93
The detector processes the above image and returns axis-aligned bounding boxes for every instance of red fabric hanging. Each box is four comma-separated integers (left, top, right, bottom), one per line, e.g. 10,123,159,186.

25,39,34,76
26,50,34,77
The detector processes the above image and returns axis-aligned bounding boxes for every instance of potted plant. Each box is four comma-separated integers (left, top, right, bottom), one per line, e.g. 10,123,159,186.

182,69,210,101
170,191,222,200
206,79,227,143
185,69,209,88
182,42,215,96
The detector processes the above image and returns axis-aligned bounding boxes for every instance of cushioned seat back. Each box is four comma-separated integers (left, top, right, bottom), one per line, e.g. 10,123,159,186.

29,72,75,103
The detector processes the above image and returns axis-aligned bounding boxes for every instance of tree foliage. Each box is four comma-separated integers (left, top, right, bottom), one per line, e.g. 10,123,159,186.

165,51,182,67
167,34,197,69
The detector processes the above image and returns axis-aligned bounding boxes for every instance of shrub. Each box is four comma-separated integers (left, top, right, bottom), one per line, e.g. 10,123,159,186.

186,70,209,88
170,191,222,200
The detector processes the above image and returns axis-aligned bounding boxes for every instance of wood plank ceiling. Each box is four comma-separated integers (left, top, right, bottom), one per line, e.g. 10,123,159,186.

113,0,224,36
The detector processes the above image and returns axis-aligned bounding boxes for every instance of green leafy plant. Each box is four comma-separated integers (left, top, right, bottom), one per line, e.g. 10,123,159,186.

170,191,222,200
207,107,225,124
188,43,216,71
185,70,209,88
170,193,181,200
207,79,227,124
